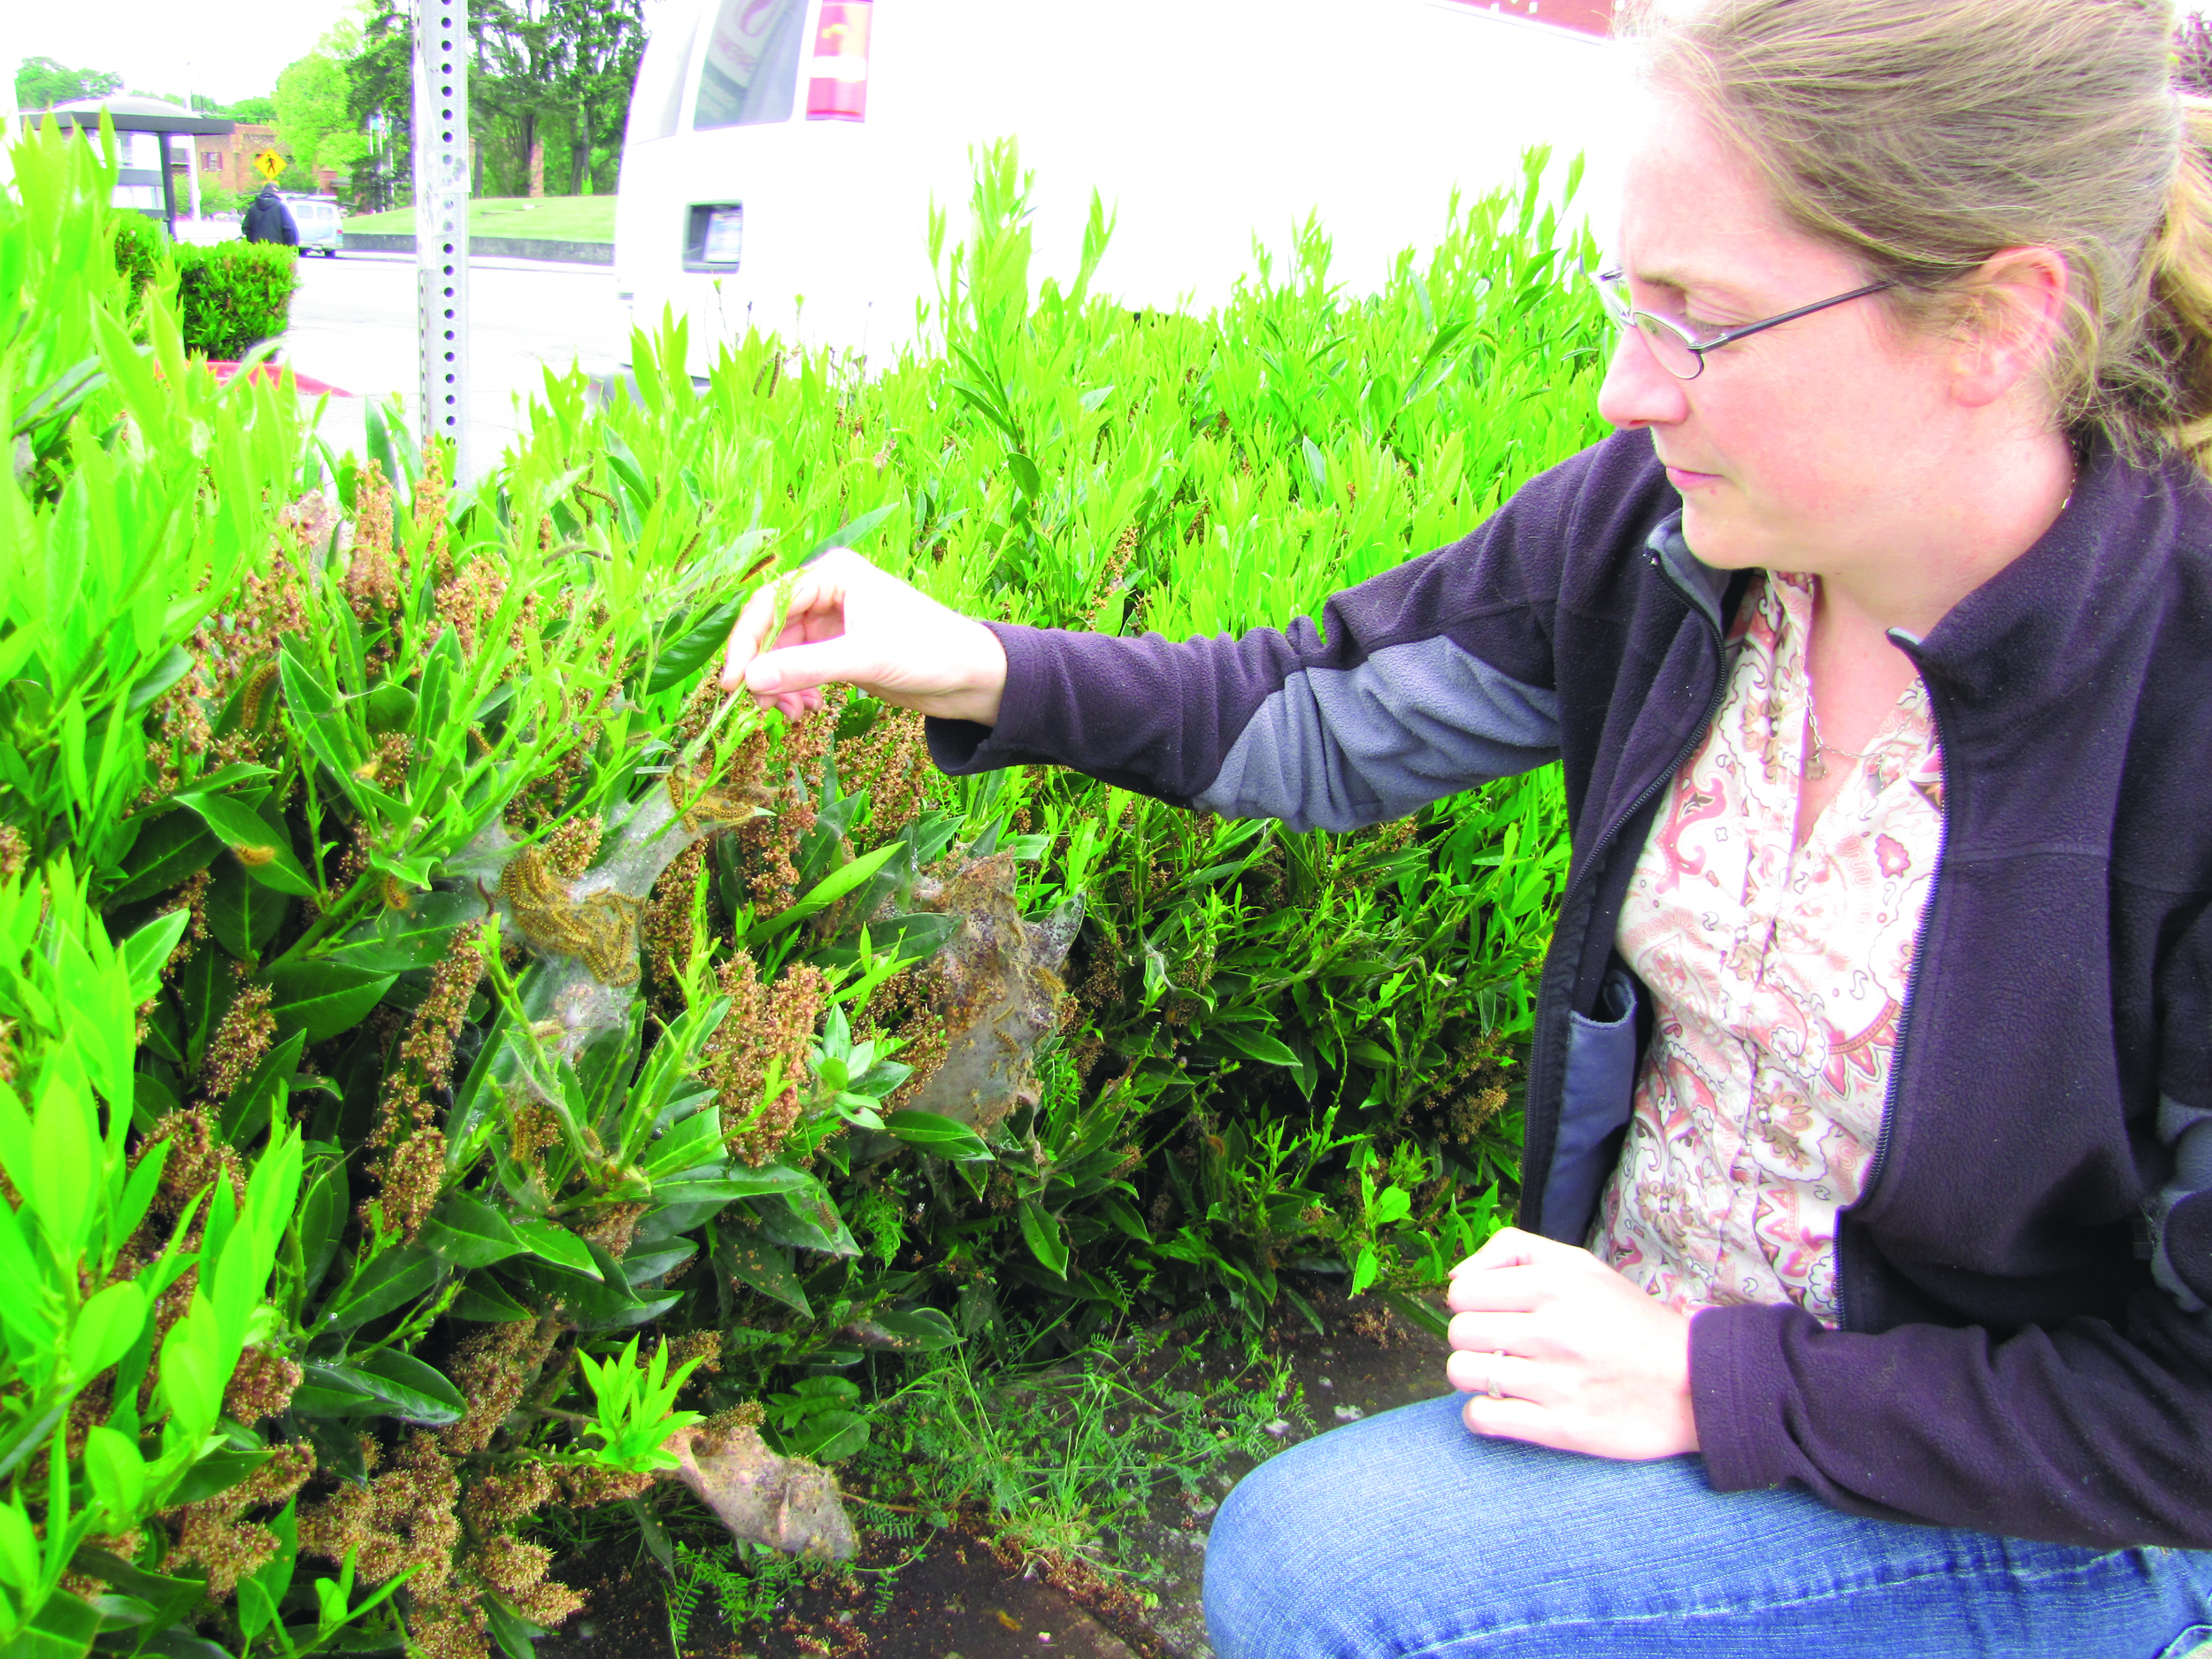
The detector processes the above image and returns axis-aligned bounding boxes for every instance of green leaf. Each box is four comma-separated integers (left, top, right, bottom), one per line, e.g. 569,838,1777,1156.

106,810,218,905
422,1193,525,1270
326,891,484,972
293,1366,381,1417
647,1163,812,1205
169,1447,273,1506
450,1273,534,1323
339,1350,466,1425
881,1110,994,1163
317,1246,446,1331
219,1030,304,1145
1348,1244,1380,1297
115,910,192,1008
205,854,291,964
1212,1025,1302,1068
785,1410,868,1463
847,1307,960,1352
67,1281,148,1381
715,1234,810,1316
741,839,905,946
751,1187,860,1257
175,793,316,898
509,1217,601,1279
1018,1202,1070,1279
645,597,742,697
264,962,400,1043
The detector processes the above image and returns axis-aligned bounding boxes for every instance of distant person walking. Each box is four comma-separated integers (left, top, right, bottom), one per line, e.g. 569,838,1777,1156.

241,184,298,246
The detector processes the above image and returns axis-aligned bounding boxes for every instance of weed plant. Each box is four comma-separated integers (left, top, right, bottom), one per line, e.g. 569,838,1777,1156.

0,120,1606,1657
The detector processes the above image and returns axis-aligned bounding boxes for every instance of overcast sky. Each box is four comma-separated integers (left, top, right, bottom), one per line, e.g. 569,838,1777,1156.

9,0,681,108
8,0,365,106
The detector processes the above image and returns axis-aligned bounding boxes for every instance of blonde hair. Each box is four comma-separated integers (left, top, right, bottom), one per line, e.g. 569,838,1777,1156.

1636,0,2212,471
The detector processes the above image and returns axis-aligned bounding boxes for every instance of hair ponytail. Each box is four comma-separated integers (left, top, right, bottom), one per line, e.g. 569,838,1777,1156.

2141,100,2212,469
1640,0,2212,477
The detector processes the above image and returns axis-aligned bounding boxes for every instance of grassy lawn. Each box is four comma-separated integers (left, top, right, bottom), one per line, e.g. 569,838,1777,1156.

343,194,616,242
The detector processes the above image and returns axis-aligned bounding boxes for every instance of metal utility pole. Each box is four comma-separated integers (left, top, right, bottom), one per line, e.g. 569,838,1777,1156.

413,0,472,481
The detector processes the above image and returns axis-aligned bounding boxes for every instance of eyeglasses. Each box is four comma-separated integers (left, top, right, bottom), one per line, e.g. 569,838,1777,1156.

1588,265,1896,380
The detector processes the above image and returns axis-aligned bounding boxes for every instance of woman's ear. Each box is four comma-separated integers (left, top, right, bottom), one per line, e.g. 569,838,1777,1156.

1952,246,2071,411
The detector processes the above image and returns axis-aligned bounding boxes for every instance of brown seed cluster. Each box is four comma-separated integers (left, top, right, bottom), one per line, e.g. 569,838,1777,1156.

836,705,934,845
666,1328,724,1375
0,824,26,882
540,815,603,881
703,952,827,1165
640,841,707,1010
165,1440,314,1595
1088,524,1141,632
201,979,274,1103
346,460,405,624
574,1201,648,1260
440,1317,562,1456
373,922,488,1151
145,1107,246,1217
433,553,509,660
222,1345,303,1425
299,1431,454,1581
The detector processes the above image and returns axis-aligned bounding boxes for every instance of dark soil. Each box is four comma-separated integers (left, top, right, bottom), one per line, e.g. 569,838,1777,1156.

535,1278,1454,1659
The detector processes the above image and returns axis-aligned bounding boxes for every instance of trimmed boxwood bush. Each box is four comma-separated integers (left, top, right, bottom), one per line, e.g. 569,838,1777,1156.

174,239,301,357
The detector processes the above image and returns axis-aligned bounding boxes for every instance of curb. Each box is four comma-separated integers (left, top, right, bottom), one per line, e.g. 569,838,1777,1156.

340,232,613,265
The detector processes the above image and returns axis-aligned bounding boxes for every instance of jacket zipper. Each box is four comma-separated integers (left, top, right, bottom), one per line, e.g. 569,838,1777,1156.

1554,563,1732,924
1835,641,1951,1332
1530,556,1729,1233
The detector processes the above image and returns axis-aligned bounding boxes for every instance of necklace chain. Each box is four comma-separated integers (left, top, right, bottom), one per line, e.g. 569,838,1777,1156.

1804,703,1870,780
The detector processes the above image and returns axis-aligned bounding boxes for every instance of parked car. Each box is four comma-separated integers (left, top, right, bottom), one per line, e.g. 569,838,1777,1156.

281,194,344,256
613,0,1633,369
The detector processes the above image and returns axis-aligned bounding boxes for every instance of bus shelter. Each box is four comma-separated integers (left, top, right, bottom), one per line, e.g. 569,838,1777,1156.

40,96,235,236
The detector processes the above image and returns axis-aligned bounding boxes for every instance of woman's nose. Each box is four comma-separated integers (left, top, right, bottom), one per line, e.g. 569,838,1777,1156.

1596,329,1691,432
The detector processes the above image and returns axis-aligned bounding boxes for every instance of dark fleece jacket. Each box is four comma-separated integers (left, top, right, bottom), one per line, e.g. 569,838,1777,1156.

926,426,2212,1550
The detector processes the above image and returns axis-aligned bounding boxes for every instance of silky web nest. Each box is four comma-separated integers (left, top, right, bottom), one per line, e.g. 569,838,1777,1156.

449,769,763,1065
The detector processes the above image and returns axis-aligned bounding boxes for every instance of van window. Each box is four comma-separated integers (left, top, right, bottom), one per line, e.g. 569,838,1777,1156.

628,6,697,144
693,0,806,130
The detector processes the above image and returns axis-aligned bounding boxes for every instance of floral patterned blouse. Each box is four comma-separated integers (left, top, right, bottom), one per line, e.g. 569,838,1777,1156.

1587,570,1945,1325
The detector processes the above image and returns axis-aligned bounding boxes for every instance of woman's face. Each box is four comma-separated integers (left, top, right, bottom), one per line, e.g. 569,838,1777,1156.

1597,96,1964,575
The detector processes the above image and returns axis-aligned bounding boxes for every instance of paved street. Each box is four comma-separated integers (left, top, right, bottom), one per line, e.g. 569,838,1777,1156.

280,250,627,479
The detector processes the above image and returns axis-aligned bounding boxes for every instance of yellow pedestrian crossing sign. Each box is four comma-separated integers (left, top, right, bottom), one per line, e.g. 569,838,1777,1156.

253,150,285,183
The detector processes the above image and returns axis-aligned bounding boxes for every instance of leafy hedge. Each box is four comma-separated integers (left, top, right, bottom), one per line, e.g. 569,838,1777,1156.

109,216,301,359
3,127,1607,1657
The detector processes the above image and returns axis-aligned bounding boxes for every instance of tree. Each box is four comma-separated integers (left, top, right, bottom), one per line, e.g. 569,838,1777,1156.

228,96,280,124
471,0,644,196
345,0,414,210
14,57,123,111
275,50,367,183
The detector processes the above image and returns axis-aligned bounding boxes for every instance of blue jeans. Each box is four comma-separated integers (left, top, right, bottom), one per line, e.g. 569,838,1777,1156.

1203,1394,2212,1658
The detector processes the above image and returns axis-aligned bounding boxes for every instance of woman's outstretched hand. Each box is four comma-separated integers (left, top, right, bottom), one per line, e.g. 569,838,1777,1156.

1442,1227,1699,1461
718,548,1009,725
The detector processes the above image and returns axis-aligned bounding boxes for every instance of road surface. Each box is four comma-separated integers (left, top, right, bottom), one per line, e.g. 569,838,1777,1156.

279,250,627,480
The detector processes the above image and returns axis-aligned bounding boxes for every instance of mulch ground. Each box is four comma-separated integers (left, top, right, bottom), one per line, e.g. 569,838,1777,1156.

535,1278,1454,1659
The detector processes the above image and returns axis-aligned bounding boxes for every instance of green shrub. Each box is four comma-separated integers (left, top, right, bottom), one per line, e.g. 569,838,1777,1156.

111,210,168,308
173,240,300,357
197,180,243,217
2,124,1606,1657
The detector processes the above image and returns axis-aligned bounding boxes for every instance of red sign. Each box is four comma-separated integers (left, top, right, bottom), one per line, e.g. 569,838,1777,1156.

1441,0,1614,37
807,1,873,121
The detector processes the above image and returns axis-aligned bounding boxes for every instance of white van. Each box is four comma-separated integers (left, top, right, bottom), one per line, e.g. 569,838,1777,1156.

614,0,1634,371
283,194,345,256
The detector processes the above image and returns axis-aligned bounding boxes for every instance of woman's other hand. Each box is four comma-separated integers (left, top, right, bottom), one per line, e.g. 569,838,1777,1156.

1442,1227,1699,1461
718,549,1008,725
